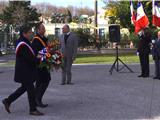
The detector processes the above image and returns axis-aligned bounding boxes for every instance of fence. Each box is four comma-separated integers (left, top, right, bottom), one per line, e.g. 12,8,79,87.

0,33,18,54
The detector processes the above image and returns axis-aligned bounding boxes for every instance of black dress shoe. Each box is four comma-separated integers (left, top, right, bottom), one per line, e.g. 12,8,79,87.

61,83,66,85
138,75,143,77
2,99,11,114
153,77,159,79
67,82,74,85
36,102,48,108
143,75,149,78
30,110,44,116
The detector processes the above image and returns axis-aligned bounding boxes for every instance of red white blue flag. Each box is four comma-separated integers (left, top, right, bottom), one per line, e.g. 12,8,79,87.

130,0,136,25
152,0,160,27
135,2,149,33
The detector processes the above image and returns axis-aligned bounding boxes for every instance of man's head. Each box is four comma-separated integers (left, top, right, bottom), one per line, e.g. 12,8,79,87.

20,25,33,41
36,22,46,36
62,24,70,34
158,31,160,40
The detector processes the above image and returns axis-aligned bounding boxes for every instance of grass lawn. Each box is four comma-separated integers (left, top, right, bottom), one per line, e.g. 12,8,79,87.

74,54,154,64
0,54,154,67
0,60,15,67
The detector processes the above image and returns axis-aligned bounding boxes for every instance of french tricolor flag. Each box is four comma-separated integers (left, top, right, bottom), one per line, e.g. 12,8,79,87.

152,0,160,27
135,2,149,33
130,0,136,25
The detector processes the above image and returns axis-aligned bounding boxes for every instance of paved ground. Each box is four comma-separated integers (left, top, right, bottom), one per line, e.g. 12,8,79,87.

0,54,15,62
1,63,160,120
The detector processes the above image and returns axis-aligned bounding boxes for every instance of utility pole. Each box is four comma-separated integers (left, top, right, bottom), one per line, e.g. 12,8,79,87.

94,0,98,31
94,0,100,50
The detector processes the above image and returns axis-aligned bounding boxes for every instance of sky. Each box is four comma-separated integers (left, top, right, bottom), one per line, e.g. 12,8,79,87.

31,0,106,11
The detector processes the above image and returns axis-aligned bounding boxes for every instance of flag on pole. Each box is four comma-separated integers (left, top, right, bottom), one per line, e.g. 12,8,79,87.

135,2,149,33
130,0,136,25
152,0,160,27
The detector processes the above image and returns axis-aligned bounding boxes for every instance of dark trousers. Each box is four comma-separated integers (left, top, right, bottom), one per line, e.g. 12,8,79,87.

35,80,50,103
5,83,36,112
139,53,149,76
154,59,160,77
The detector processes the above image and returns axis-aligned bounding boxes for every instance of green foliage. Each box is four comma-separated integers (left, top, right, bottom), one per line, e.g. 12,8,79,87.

47,34,55,41
104,1,154,33
72,16,79,23
51,13,65,23
73,28,92,48
72,28,108,49
105,1,160,48
105,1,133,31
129,33,139,48
0,1,41,26
51,9,72,24
66,9,72,23
0,1,41,48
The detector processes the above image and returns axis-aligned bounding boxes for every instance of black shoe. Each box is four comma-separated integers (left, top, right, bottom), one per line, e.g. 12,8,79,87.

143,75,149,78
61,83,66,85
2,99,11,114
67,82,74,85
138,75,143,77
36,101,48,108
30,110,44,116
37,103,48,108
153,77,159,79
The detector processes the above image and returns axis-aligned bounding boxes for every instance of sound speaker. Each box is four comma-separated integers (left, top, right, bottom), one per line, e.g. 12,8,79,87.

109,25,120,43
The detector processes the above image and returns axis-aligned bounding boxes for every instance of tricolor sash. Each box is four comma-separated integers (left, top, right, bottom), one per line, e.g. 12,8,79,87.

16,41,35,55
33,36,47,47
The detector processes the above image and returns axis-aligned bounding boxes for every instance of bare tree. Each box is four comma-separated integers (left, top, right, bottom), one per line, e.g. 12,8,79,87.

0,1,8,14
33,3,58,17
33,3,94,18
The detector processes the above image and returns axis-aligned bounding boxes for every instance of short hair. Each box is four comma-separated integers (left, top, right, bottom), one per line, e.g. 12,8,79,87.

20,24,32,34
64,24,70,30
35,22,43,31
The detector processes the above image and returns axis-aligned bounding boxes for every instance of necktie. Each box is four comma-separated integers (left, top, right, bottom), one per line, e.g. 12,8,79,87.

64,34,69,45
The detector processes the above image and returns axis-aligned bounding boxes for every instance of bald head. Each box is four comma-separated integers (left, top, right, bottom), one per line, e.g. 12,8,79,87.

62,24,70,34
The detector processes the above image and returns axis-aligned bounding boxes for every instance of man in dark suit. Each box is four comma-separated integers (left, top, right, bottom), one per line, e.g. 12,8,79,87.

137,28,151,78
32,22,51,108
2,25,44,116
152,31,160,79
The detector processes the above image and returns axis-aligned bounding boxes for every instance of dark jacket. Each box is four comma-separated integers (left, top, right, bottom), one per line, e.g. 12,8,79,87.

152,39,160,60
137,33,151,55
32,34,51,81
14,36,40,84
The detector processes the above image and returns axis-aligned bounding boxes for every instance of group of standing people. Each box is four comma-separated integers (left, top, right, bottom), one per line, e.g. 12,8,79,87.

138,28,160,80
2,23,78,116
4,22,160,116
